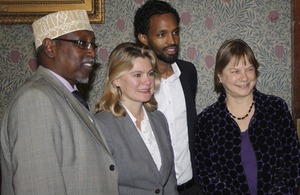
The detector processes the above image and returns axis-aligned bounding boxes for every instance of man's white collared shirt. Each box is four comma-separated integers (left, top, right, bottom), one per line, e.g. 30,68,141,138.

154,62,193,185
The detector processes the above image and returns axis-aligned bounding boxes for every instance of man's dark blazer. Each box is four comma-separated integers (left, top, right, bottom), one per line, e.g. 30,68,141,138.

177,60,204,194
177,59,197,155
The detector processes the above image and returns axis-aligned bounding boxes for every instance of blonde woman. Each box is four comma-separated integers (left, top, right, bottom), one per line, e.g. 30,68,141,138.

95,42,178,195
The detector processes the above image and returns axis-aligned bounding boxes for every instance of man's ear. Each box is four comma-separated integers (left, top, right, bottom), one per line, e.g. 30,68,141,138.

42,38,56,59
138,33,148,45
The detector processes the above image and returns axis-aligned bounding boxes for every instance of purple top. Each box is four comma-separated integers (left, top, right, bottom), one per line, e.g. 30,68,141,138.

241,129,257,195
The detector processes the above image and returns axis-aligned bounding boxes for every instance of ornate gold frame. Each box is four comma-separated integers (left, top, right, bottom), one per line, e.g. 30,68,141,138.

0,0,104,24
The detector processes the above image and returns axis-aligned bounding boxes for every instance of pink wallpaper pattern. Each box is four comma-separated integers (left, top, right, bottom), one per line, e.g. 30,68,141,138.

0,0,292,123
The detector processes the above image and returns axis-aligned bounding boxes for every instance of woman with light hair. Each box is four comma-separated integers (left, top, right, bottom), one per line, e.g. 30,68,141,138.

95,42,178,195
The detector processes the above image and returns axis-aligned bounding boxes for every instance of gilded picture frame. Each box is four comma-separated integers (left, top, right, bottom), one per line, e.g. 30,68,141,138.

0,0,104,24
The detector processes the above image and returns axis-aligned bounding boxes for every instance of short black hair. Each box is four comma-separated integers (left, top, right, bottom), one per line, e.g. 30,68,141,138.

36,45,43,63
134,0,180,44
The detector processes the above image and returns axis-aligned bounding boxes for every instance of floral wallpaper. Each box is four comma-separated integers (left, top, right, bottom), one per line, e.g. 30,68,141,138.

0,0,292,124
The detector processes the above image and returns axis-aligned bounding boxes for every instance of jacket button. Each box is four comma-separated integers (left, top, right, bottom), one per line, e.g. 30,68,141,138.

155,189,160,194
109,165,115,171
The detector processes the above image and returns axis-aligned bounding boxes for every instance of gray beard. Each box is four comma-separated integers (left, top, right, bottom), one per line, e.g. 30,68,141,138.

76,77,89,84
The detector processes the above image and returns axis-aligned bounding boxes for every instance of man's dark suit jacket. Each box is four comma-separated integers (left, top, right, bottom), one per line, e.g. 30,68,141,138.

177,59,197,156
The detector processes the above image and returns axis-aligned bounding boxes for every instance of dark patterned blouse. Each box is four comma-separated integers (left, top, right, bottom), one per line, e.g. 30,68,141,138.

195,88,300,195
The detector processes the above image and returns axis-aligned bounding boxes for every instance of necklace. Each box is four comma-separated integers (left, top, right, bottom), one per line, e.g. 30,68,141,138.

229,101,254,120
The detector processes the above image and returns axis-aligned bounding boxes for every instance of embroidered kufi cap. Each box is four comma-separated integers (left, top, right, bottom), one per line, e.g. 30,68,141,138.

32,9,93,49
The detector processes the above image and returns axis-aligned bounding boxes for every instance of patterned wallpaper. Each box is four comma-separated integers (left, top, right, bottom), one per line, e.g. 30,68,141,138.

0,0,292,124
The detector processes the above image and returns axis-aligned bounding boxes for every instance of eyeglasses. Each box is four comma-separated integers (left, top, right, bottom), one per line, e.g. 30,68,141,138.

54,38,98,51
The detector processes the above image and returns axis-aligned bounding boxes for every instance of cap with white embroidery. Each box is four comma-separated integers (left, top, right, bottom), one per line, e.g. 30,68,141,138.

32,9,93,49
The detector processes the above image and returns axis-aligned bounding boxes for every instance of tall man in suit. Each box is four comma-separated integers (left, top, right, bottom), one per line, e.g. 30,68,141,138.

134,1,203,195
1,9,119,195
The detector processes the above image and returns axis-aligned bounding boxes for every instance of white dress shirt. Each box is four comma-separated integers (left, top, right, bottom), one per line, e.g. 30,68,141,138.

123,105,162,171
154,62,193,185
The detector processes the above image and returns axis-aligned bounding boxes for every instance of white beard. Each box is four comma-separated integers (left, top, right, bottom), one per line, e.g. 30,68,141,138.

76,77,89,84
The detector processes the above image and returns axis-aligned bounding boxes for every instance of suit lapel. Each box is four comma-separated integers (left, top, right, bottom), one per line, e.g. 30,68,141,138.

178,61,197,152
37,66,111,155
117,113,162,182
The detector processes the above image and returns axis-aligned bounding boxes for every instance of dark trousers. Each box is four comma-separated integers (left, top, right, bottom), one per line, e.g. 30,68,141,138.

178,184,205,195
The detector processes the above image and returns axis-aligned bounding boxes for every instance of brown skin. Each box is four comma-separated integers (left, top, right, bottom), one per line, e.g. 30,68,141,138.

41,30,96,87
138,13,180,79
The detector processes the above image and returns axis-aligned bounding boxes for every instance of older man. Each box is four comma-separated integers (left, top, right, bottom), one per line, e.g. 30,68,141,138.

1,10,118,194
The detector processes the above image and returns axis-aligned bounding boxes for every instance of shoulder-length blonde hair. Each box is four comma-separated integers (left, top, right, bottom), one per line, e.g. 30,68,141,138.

95,42,160,116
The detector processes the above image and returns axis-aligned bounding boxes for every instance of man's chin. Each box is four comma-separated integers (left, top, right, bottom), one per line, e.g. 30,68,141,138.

160,58,177,64
76,77,89,84
157,54,178,64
